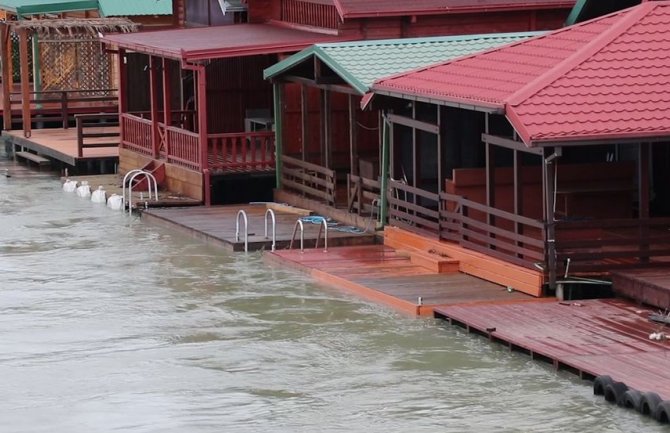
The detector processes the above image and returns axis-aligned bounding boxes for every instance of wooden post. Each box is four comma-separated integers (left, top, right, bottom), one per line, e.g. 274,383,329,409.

513,148,524,257
639,142,651,263
273,82,283,189
379,113,390,226
18,28,30,138
196,65,209,204
1,23,11,131
544,147,557,292
118,49,127,149
162,58,172,159
322,89,331,169
436,105,442,193
300,83,308,162
348,94,358,176
149,56,160,158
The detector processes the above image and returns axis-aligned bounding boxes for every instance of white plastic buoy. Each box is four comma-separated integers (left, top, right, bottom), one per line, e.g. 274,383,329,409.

91,186,106,204
62,179,78,192
107,194,123,210
76,181,91,198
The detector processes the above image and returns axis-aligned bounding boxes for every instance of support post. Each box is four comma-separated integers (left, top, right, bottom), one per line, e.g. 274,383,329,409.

1,23,11,131
639,142,651,262
544,147,557,292
118,49,127,149
323,89,331,168
273,82,284,189
379,113,390,226
196,65,209,205
149,55,160,158
18,28,30,137
31,33,40,95
162,57,172,158
348,94,358,176
300,83,308,162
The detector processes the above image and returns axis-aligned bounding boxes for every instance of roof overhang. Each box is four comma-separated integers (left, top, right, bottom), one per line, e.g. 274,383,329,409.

0,0,98,17
363,89,504,114
101,24,347,63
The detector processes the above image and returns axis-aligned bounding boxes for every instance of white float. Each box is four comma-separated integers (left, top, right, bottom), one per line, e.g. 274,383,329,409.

76,181,91,198
107,194,124,210
91,186,106,204
62,179,78,192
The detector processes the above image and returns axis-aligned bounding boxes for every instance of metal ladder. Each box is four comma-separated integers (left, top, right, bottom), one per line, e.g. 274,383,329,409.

264,209,276,252
122,169,159,216
289,216,328,253
235,208,277,253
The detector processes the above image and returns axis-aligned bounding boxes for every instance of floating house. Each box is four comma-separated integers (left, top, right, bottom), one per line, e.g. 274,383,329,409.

362,1,670,294
102,0,576,205
264,32,543,228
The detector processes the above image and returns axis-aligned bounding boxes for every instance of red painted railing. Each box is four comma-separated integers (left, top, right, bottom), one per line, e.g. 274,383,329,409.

163,124,200,171
121,113,153,156
281,0,339,29
208,131,275,172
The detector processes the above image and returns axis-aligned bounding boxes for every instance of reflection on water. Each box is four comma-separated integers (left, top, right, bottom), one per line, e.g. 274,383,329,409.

0,156,664,432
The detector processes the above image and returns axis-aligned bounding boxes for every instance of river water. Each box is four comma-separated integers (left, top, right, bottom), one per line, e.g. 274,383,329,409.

0,155,664,433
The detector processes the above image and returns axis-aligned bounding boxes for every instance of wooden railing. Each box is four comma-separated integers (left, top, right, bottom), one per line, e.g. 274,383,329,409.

162,123,200,171
75,113,119,157
9,88,118,129
208,131,275,172
281,155,336,206
555,217,670,273
348,174,381,216
121,113,153,156
440,192,546,268
281,0,339,29
387,179,440,237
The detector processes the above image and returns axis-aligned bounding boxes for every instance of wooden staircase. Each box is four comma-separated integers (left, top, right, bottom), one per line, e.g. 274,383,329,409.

129,160,166,191
384,226,545,297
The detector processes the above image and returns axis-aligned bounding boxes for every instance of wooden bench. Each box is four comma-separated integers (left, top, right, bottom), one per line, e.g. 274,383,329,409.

15,151,50,167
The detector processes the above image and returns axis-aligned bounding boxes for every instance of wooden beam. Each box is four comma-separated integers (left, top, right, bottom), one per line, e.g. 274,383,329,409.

388,113,439,135
300,84,308,161
19,28,30,138
279,75,360,95
197,65,210,205
639,142,650,219
544,147,557,292
349,94,358,175
482,133,542,155
274,82,284,189
118,49,127,114
0,23,11,130
162,58,171,127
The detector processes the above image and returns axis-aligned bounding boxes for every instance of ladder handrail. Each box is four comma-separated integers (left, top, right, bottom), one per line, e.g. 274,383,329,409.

235,209,248,252
314,216,328,252
289,219,305,252
127,171,158,216
264,208,276,252
122,168,145,208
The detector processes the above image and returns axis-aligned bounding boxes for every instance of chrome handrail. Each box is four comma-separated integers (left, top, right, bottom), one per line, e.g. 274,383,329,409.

314,216,328,252
235,210,249,253
126,171,158,216
264,208,276,252
289,219,305,252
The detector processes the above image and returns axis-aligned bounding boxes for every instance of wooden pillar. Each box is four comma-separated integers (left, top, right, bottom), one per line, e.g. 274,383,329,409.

148,56,160,158
639,142,651,262
162,58,172,160
196,65,209,204
300,84,308,162
322,89,331,168
379,113,390,225
485,114,495,227
544,147,557,291
273,82,284,189
436,105,442,193
412,103,417,191
18,28,30,137
1,23,11,131
348,94,358,175
513,149,524,257
117,49,127,149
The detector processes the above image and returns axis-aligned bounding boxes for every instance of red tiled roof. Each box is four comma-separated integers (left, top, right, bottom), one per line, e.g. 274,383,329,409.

101,24,345,62
334,0,575,18
372,2,670,146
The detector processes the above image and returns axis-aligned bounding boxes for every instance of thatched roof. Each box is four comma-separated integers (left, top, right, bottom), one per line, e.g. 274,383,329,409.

10,17,140,36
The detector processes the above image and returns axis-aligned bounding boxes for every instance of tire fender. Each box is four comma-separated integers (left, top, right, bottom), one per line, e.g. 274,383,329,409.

640,392,662,416
604,382,628,405
653,400,670,423
593,375,613,396
622,389,642,411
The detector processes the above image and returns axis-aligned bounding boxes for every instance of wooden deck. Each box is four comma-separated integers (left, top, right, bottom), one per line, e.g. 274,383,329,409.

612,267,670,309
434,299,670,399
266,244,535,316
3,127,118,167
141,204,378,252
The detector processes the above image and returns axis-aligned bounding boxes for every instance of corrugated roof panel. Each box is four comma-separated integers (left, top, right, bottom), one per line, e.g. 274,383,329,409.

334,0,575,18
0,0,97,15
373,4,670,145
98,0,172,17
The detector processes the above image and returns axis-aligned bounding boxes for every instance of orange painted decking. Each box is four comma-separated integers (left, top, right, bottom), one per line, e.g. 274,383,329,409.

434,299,670,400
266,244,535,316
3,127,118,166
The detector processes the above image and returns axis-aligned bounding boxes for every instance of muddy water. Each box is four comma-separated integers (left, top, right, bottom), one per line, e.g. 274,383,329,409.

0,156,664,432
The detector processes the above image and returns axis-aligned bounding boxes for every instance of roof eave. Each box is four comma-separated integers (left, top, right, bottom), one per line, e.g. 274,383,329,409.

12,1,98,17
529,131,670,147
340,2,576,19
370,88,503,113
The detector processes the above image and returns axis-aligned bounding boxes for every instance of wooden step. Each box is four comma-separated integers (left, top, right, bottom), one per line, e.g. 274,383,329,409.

385,226,545,297
396,248,459,274
15,151,50,166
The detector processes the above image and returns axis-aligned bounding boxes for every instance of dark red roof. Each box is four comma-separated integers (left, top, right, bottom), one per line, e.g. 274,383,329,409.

372,2,670,146
101,24,345,62
334,0,575,18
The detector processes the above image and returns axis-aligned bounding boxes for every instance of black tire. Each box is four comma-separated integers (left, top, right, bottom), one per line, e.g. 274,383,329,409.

604,382,628,405
653,401,670,423
640,392,663,416
622,389,642,411
593,375,613,396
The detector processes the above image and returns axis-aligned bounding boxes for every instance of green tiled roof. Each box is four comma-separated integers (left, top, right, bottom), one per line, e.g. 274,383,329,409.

0,0,97,16
98,0,172,17
264,32,545,95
